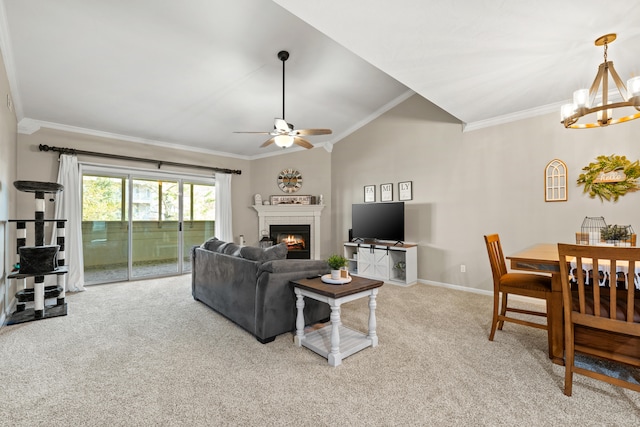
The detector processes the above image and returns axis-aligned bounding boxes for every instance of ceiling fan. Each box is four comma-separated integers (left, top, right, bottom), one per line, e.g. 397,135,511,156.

234,50,332,149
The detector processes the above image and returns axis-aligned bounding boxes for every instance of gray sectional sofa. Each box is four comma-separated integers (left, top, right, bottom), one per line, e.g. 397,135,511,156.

191,237,331,343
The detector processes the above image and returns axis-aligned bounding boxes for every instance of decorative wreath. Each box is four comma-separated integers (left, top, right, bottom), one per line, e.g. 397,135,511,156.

577,154,640,202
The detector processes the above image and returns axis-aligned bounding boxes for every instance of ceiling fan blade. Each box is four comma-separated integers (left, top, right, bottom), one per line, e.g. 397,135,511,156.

294,128,332,136
260,137,277,148
233,131,272,134
293,137,314,149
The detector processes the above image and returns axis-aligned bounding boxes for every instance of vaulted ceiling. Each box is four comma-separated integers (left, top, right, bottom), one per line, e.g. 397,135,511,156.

2,1,640,159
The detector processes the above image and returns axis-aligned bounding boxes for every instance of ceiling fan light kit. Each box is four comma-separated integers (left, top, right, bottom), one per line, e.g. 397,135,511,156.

561,33,640,129
274,135,295,148
234,50,332,149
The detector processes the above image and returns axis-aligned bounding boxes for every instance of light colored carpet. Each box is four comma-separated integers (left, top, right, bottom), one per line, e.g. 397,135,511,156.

1,275,639,426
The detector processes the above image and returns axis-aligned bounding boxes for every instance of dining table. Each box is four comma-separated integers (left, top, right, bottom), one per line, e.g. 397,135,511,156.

507,242,640,369
506,243,565,365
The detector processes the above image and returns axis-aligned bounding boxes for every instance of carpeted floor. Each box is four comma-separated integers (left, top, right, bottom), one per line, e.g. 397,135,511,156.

0,275,639,426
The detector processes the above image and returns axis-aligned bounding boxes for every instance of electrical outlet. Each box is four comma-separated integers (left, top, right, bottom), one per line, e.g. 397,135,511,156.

460,264,466,273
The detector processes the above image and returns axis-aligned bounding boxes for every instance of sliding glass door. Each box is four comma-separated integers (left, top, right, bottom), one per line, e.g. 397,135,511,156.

82,167,215,284
182,181,216,272
82,174,129,283
130,178,180,279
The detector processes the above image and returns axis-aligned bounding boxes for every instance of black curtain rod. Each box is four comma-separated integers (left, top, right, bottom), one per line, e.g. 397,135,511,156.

38,144,242,175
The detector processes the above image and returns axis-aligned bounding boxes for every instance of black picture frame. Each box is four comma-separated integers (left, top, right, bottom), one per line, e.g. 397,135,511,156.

380,183,393,202
398,181,413,201
364,185,375,202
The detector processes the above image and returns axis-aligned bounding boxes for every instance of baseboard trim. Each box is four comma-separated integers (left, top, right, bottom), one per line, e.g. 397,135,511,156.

417,279,546,307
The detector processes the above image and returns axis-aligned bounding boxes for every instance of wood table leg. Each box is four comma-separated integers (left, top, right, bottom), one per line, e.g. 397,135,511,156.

549,273,565,365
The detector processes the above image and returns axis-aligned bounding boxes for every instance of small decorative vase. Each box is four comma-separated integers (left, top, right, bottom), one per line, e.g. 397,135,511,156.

331,269,340,280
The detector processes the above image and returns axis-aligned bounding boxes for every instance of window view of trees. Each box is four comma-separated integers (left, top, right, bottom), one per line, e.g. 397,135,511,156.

184,183,216,220
82,175,215,221
82,175,127,220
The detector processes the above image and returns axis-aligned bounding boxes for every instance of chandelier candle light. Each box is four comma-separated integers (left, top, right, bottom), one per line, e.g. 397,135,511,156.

561,33,640,128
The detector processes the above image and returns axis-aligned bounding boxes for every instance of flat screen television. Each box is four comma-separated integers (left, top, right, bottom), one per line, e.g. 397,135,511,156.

351,202,404,243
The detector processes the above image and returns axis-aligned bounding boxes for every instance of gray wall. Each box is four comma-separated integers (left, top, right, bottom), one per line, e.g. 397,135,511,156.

0,48,17,324
332,94,640,292
7,90,640,303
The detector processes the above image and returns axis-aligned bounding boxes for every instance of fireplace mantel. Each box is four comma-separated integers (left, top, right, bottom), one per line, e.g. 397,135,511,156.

252,204,324,260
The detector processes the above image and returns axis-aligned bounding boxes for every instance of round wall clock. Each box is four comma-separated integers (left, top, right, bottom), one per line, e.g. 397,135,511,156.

277,168,303,193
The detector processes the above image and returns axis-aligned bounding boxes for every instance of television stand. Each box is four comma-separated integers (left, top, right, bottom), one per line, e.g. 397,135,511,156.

343,241,417,286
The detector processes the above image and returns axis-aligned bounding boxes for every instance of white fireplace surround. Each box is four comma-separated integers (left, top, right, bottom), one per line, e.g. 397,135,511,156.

252,204,324,260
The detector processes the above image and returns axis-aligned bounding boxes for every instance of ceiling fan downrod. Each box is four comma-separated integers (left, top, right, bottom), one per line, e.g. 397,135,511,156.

278,50,289,122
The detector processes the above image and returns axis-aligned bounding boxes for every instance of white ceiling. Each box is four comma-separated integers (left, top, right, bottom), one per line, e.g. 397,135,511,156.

3,1,640,159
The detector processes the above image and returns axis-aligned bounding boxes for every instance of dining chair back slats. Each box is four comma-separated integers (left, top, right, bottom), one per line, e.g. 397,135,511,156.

557,243,640,396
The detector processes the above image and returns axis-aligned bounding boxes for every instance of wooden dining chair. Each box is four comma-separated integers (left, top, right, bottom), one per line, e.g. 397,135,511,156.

557,243,640,396
484,234,553,357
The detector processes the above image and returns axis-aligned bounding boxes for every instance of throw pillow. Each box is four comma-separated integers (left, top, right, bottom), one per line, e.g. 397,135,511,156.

262,243,288,261
239,246,264,261
222,243,242,256
202,237,226,252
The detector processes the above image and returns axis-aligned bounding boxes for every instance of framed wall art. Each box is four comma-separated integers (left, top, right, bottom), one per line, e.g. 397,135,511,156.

544,159,567,202
380,183,393,202
364,185,375,202
398,181,413,201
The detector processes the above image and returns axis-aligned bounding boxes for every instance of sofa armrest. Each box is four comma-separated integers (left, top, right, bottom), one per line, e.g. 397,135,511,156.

259,259,329,274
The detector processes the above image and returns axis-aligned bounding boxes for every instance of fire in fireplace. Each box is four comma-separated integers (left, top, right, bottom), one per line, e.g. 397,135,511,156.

270,224,310,259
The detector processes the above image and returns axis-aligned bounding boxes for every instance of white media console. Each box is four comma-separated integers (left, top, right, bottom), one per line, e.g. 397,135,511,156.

343,241,417,286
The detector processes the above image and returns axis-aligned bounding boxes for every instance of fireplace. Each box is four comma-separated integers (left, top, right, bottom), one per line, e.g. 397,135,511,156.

252,204,324,260
270,224,311,259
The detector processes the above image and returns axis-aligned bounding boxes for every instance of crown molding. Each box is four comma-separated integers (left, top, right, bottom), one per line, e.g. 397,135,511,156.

462,89,630,132
331,89,415,143
462,102,563,132
17,117,41,134
16,118,253,160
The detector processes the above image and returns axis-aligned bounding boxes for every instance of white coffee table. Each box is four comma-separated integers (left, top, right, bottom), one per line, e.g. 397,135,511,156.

291,275,383,366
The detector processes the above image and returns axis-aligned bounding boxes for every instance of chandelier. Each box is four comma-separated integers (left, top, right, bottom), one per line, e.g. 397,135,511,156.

560,33,640,129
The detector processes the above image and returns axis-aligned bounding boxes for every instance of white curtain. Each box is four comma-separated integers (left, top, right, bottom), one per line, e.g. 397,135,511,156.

53,154,85,292
214,173,233,242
